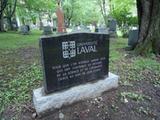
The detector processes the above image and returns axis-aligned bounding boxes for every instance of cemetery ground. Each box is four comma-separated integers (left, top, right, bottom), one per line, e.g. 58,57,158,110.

0,31,160,120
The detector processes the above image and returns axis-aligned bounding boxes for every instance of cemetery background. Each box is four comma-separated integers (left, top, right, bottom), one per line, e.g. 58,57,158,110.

0,0,160,119
0,30,160,120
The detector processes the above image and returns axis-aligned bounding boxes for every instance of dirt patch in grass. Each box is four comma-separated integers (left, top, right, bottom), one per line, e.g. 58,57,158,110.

17,47,40,63
0,47,40,87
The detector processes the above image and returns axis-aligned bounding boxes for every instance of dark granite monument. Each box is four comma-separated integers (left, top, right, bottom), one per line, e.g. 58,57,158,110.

108,19,117,37
109,19,117,32
128,29,139,49
20,25,30,35
40,32,109,94
33,32,119,116
12,18,18,31
43,26,52,35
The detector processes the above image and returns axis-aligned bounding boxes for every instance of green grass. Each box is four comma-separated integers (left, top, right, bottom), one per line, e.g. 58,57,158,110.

110,38,128,61
0,64,42,113
133,57,160,71
0,30,42,113
0,30,41,49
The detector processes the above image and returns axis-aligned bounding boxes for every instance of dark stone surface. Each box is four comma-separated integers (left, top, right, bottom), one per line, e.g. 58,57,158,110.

108,19,117,37
43,26,52,35
109,19,117,32
40,32,109,94
20,25,30,35
128,29,139,48
12,18,18,31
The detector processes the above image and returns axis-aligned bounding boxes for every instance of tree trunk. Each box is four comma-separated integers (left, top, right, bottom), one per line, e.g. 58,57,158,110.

7,17,13,30
135,0,160,56
5,0,17,31
98,0,108,27
0,13,4,31
39,15,43,30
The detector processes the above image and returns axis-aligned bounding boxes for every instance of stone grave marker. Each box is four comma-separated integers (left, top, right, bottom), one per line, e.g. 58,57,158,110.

43,26,52,35
128,29,139,49
33,32,119,116
20,25,30,35
108,19,117,37
12,18,18,31
109,19,117,32
41,33,109,93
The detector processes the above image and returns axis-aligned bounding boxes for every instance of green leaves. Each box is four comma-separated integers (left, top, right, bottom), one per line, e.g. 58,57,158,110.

110,0,137,27
62,0,101,25
17,0,57,24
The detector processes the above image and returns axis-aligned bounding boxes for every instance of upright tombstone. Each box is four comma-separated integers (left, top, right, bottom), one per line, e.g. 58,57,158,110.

43,26,52,35
109,19,117,32
108,19,117,37
128,29,139,49
41,33,110,93
12,18,18,31
20,25,29,35
33,32,119,116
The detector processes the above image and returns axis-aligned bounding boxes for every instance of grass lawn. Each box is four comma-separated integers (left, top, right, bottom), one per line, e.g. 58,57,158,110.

0,31,160,120
0,31,42,116
0,31,40,49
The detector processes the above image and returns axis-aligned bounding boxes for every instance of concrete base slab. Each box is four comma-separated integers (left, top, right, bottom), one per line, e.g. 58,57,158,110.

33,72,119,116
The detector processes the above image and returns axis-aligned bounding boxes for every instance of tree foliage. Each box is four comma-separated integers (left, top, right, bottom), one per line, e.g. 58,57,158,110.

63,0,100,27
63,0,77,27
110,0,137,27
16,0,56,25
97,0,108,27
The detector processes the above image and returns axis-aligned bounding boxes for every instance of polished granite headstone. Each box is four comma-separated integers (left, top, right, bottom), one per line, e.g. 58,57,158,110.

20,25,30,35
43,26,52,35
40,32,109,94
128,29,139,49
109,19,117,32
